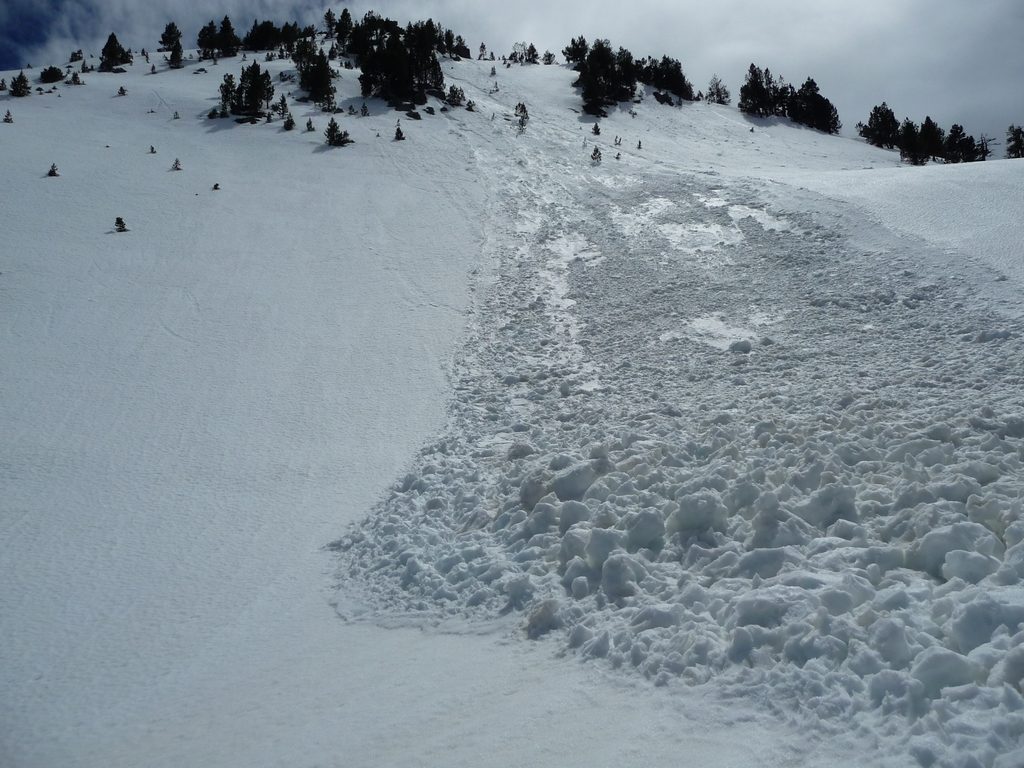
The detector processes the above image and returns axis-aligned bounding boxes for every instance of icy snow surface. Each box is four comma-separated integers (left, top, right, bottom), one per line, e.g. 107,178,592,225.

2,49,1023,768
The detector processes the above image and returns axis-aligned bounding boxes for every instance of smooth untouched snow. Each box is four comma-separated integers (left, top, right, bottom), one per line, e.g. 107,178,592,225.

1,46,1022,768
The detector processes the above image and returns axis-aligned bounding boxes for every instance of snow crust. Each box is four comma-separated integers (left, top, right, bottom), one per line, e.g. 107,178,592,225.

3,46,1023,768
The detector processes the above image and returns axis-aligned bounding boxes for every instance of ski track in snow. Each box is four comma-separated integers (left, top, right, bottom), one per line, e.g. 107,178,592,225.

338,67,1024,768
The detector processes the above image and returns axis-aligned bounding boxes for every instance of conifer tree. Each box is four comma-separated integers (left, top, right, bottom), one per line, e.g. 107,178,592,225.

562,36,588,68
0,78,7,92
232,61,274,115
220,73,236,114
944,124,977,163
898,118,927,165
10,71,30,97
170,41,183,68
48,163,59,176
171,158,182,170
738,64,769,116
336,9,353,50
446,85,465,106
787,78,840,134
324,9,336,36
197,21,218,58
395,122,405,140
918,117,946,161
1006,125,1024,159
40,66,64,84
706,74,730,105
100,33,131,71
283,113,295,130
115,216,127,232
306,118,315,132
2,110,12,123
857,103,900,149
218,16,241,57
324,116,351,146
300,49,335,108
160,22,182,51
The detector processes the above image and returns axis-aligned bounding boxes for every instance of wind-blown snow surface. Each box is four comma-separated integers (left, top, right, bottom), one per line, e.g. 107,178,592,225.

2,52,1022,768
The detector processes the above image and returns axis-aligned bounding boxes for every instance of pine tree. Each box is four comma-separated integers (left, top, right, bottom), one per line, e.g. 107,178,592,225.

117,85,127,96
1007,125,1024,159
787,78,841,134
944,124,977,163
48,163,59,176
160,22,182,51
738,64,769,117
706,74,730,105
591,146,602,162
305,118,314,132
0,78,6,92
562,36,588,69
100,33,130,71
170,41,183,69
219,73,236,114
11,72,30,97
171,158,182,170
283,113,295,130
857,103,900,149
592,122,601,135
301,50,335,109
336,9,353,50
898,118,927,165
395,122,405,141
218,16,241,57
115,216,127,232
2,110,12,123
919,117,946,161
8,71,31,95
447,85,465,106
232,61,274,115
976,134,994,161
40,66,64,84
197,21,219,58
324,9,336,36
324,116,350,146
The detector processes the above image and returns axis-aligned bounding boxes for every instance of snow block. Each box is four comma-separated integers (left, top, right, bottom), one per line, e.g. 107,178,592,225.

910,646,977,698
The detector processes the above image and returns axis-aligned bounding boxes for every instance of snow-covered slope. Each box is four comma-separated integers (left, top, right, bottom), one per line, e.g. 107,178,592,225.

2,47,1023,768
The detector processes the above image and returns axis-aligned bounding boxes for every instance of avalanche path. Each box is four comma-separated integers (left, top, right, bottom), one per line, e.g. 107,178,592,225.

338,71,1024,768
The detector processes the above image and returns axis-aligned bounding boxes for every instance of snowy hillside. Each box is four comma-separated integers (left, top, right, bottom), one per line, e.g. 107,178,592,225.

2,41,1024,768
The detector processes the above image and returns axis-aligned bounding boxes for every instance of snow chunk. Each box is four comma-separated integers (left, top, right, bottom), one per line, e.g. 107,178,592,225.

667,491,727,534
910,646,978,699
908,522,1004,579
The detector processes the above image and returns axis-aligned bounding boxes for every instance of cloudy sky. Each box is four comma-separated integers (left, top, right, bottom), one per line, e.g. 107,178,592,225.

3,0,1022,142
